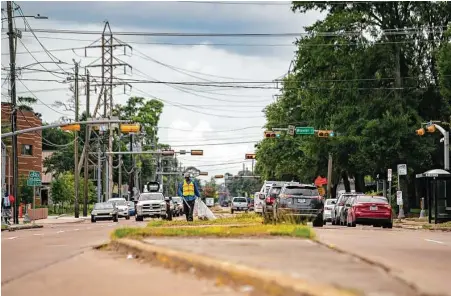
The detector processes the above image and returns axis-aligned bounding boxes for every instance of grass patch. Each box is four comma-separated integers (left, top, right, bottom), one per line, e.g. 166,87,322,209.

112,223,315,240
146,213,262,228
1,224,8,230
422,221,451,230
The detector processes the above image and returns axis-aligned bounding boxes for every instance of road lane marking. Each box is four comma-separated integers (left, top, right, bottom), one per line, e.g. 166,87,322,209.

73,228,79,231
7,236,18,240
33,233,43,236
56,230,65,234
425,239,445,245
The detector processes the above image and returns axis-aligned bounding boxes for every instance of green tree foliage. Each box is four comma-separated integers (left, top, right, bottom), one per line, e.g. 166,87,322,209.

50,172,96,206
256,2,450,198
225,170,260,197
18,175,33,204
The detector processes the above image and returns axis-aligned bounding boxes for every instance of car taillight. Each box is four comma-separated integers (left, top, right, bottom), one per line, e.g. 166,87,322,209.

265,197,275,204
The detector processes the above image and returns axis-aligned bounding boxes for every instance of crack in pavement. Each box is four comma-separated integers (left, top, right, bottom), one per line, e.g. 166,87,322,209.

312,239,445,296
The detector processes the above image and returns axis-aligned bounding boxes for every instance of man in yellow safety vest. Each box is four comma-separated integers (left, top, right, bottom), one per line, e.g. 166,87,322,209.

177,173,201,221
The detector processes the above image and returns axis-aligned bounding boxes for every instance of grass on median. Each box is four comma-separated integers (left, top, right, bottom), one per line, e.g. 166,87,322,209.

112,223,315,240
146,213,262,228
422,221,451,230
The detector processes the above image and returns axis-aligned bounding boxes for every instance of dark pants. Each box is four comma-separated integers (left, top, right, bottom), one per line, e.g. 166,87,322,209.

183,199,195,221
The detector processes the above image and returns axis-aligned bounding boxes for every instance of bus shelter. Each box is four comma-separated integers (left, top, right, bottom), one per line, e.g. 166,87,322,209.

416,169,451,224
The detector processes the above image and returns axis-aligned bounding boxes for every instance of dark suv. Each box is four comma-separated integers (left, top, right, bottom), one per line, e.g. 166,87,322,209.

275,183,324,227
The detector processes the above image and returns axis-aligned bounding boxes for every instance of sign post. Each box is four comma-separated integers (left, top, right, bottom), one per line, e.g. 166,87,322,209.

387,169,392,206
396,164,406,219
27,171,41,222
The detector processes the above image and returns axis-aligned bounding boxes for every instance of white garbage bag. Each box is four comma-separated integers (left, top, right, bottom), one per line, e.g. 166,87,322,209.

195,199,216,220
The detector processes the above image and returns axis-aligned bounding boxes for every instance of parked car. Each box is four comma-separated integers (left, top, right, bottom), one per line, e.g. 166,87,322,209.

247,197,254,211
127,201,135,216
107,197,130,220
271,183,325,227
339,196,356,226
323,198,337,224
346,195,393,228
231,197,249,214
255,181,285,215
262,184,283,222
171,196,184,216
332,192,360,225
135,192,169,221
91,202,118,223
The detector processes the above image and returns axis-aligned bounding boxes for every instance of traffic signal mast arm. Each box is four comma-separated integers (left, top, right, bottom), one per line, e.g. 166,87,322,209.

416,122,449,170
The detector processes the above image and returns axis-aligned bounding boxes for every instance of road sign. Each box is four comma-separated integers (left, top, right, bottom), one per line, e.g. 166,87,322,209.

272,128,288,131
288,125,295,136
397,164,407,176
317,187,325,196
295,127,315,135
387,169,392,182
396,191,403,205
27,171,41,187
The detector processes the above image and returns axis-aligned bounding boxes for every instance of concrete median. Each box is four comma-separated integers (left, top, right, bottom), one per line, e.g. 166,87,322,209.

110,238,358,296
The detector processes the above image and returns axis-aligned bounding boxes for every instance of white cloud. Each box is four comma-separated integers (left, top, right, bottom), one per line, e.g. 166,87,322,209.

1,3,322,178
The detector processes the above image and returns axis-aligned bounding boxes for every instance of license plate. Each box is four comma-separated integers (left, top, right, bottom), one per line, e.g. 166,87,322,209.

370,206,378,211
297,198,306,203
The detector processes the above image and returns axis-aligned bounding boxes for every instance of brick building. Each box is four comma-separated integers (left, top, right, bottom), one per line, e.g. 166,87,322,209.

1,103,43,203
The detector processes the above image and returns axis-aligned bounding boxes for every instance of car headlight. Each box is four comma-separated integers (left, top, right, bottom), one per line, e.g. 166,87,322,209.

91,211,97,215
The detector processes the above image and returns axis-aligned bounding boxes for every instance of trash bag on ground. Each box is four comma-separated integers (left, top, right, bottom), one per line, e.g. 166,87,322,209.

195,199,216,220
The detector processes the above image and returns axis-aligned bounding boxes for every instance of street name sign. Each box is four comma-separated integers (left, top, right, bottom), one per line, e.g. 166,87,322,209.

387,169,392,182
296,127,315,135
27,171,41,187
397,164,407,176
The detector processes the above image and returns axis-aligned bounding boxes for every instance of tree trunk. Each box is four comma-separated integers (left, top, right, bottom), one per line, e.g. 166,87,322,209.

342,171,351,192
354,174,366,193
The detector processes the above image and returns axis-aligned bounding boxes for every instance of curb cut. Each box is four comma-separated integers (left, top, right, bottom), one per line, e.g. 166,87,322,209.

6,224,44,231
111,238,358,296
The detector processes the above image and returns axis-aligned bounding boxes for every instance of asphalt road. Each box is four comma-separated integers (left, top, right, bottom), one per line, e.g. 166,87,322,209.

315,224,451,296
2,218,246,296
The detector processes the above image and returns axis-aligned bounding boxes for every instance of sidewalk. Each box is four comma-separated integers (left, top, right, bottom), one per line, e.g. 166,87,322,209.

18,215,89,225
141,237,419,296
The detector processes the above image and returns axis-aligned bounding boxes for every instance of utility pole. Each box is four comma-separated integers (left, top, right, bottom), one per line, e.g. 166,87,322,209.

74,61,80,218
118,130,122,198
327,153,333,199
97,146,101,203
129,133,134,200
83,70,90,217
7,1,19,224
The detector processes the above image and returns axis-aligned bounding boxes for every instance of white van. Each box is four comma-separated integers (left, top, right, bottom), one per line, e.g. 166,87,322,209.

254,181,285,214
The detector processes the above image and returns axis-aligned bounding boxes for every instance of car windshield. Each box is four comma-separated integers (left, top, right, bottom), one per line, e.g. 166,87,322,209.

139,193,164,201
127,202,134,206
270,187,282,195
172,197,181,202
284,186,318,196
356,196,388,204
94,203,113,210
233,198,247,203
326,199,337,205
109,200,126,205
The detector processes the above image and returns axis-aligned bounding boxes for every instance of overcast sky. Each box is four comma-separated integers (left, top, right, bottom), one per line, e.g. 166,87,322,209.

1,1,323,182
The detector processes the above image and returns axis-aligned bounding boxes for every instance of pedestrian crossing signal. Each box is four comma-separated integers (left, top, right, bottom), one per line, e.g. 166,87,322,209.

245,154,256,159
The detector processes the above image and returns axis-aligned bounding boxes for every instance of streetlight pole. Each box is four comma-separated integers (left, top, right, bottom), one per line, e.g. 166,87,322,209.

73,61,80,218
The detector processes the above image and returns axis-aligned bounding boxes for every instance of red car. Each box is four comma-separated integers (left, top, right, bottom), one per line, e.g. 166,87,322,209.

346,195,393,228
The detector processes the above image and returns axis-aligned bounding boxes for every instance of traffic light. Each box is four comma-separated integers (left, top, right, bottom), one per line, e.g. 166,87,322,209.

416,128,425,136
264,131,276,138
199,172,208,176
245,153,256,159
317,130,333,138
214,175,224,179
161,150,175,156
190,150,203,156
426,124,436,133
120,124,140,133
61,124,80,131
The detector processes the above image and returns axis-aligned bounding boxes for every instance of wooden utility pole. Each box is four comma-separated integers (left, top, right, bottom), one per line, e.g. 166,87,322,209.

7,1,19,224
74,61,80,218
83,70,90,217
327,153,333,199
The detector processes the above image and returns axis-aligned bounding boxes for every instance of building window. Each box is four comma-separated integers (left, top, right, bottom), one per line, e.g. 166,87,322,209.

21,144,33,156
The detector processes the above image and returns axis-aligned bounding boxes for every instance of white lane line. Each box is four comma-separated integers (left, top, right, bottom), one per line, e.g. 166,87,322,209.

33,233,43,236
73,228,79,231
425,239,445,245
56,230,65,234
7,236,18,240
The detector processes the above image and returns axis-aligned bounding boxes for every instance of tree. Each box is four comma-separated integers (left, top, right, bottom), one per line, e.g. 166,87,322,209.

255,2,450,201
50,172,96,207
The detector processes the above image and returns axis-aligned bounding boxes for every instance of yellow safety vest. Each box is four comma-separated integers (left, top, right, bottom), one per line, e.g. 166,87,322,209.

183,180,195,196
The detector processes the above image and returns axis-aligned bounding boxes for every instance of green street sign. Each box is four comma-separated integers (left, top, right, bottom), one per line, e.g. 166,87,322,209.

27,179,41,187
28,171,41,179
295,127,315,135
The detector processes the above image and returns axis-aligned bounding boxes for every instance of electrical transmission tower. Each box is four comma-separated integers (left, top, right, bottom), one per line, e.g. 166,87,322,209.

84,21,132,201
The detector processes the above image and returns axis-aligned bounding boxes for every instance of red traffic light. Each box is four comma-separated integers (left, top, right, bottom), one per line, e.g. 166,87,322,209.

245,153,256,159
264,131,276,138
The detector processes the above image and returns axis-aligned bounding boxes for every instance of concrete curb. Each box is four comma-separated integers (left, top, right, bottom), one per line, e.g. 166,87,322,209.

6,224,44,231
394,224,451,232
110,238,359,296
